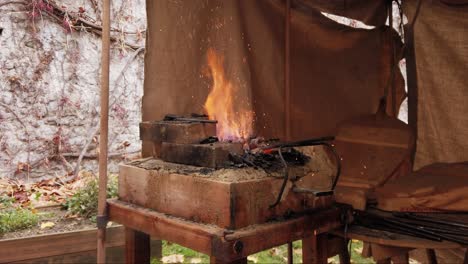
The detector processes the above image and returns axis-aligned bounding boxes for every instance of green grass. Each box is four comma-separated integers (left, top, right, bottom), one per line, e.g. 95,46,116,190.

63,174,118,219
0,207,39,234
0,195,41,235
151,240,375,264
0,195,15,207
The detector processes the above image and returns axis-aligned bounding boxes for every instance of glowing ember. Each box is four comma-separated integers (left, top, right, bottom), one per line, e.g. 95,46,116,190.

204,49,254,142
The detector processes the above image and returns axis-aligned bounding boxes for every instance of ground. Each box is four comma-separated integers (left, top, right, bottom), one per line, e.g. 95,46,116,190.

1,187,377,263
0,205,96,240
156,240,375,264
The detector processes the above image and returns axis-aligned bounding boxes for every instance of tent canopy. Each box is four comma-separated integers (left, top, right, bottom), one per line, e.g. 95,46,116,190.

142,0,468,170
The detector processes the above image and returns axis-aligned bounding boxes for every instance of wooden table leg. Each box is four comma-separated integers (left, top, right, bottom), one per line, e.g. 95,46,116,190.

287,242,293,264
303,233,328,264
376,259,391,264
210,257,247,264
391,253,409,264
125,228,151,264
426,249,438,264
338,239,350,264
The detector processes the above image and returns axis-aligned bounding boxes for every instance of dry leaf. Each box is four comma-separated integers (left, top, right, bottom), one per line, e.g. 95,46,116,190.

269,247,282,256
162,254,184,263
247,256,258,263
40,221,55,229
190,258,202,264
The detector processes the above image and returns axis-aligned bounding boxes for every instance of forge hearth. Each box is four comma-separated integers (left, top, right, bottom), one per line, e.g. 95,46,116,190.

140,117,244,168
140,120,216,144
127,117,335,229
119,158,333,229
140,118,217,159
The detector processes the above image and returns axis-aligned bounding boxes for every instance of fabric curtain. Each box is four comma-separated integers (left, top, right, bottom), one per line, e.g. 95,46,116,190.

142,0,402,155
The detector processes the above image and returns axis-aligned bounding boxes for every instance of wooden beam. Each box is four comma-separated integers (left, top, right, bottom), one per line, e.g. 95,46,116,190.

108,199,223,255
108,199,343,262
213,208,342,261
0,226,124,263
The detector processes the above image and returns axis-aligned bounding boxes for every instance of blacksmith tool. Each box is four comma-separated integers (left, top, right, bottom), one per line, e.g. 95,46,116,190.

268,136,341,208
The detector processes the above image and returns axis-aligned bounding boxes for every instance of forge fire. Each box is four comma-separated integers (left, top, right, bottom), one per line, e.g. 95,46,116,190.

204,48,254,142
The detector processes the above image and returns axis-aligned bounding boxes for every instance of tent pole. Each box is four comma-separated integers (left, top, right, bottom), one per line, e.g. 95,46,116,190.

285,0,291,141
97,0,111,262
285,5,293,264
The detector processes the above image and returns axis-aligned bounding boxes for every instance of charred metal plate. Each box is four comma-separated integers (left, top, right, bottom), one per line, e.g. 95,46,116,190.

140,121,216,144
160,142,243,168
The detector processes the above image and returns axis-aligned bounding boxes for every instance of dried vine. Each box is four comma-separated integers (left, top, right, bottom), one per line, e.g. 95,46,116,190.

0,0,145,180
28,0,144,50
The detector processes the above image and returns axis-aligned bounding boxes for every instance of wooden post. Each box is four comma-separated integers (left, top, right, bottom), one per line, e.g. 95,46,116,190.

338,239,351,264
96,0,111,263
125,228,151,264
284,0,291,141
426,249,437,264
287,242,293,264
404,0,422,164
302,233,328,264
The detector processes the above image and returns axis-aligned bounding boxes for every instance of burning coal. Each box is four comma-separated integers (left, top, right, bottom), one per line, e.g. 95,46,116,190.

204,48,254,142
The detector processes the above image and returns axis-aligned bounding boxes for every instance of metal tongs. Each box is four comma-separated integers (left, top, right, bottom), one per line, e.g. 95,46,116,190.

265,136,341,208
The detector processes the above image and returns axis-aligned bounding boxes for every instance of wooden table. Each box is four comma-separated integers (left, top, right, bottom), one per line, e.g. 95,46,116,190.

107,199,345,264
334,225,467,264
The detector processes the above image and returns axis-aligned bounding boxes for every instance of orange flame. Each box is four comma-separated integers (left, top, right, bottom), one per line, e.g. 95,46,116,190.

204,49,254,142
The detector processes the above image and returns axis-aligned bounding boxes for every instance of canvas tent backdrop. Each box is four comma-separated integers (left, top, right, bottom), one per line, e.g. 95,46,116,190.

142,0,406,158
143,0,468,170
404,0,468,169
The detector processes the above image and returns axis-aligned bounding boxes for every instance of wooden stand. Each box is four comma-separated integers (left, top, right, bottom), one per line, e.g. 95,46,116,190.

108,199,344,263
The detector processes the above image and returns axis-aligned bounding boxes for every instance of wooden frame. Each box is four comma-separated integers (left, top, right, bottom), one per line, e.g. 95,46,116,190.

0,226,161,263
108,199,344,263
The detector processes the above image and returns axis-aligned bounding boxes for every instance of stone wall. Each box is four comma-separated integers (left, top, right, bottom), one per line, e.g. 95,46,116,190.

0,0,146,180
